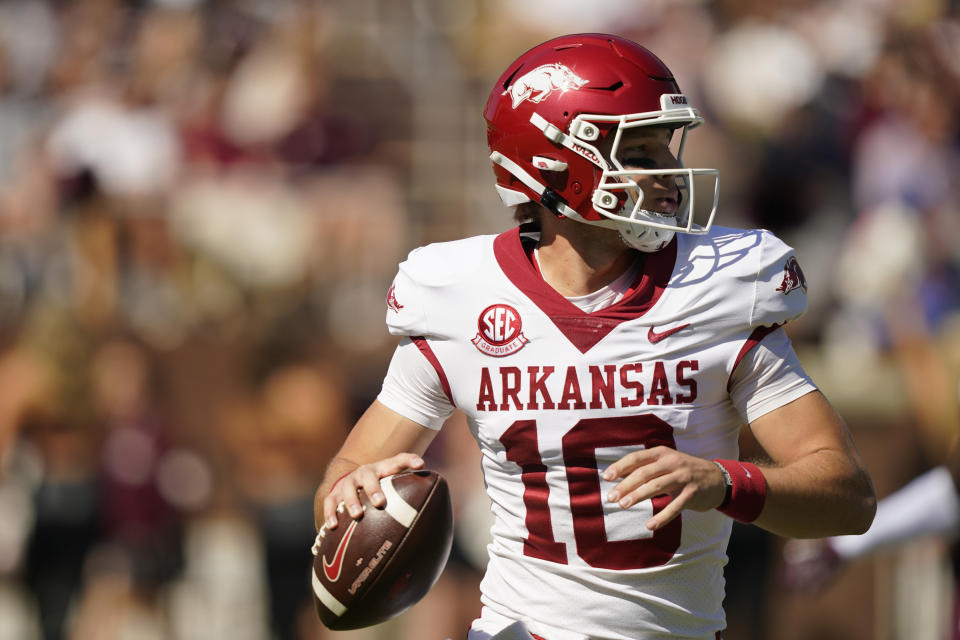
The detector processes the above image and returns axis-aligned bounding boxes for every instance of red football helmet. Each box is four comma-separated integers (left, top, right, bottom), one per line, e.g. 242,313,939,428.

484,33,719,251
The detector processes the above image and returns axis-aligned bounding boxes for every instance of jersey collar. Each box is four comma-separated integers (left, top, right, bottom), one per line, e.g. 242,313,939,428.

493,226,677,353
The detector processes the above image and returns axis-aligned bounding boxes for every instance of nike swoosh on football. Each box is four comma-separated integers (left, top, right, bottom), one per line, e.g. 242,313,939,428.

647,323,691,344
322,519,359,582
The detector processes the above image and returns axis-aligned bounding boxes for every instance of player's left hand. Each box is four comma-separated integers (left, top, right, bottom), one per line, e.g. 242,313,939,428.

602,446,727,531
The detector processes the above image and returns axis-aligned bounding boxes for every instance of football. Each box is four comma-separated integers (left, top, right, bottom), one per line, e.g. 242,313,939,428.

311,469,454,630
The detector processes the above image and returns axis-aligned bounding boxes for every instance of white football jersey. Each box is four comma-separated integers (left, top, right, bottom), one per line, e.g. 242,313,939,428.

381,226,815,640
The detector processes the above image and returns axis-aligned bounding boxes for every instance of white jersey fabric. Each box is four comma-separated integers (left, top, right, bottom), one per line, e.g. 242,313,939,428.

377,226,816,640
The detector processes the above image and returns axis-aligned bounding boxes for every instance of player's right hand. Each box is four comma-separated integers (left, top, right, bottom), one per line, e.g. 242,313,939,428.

322,453,425,529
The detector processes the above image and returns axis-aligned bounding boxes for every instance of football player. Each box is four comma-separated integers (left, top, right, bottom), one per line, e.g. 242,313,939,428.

315,34,876,640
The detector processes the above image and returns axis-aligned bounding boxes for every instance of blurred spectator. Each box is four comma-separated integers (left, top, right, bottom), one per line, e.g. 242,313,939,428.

91,337,205,593
16,310,102,640
220,354,350,640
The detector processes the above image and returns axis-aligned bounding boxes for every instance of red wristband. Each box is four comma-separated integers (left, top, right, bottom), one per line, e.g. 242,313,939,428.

712,459,767,523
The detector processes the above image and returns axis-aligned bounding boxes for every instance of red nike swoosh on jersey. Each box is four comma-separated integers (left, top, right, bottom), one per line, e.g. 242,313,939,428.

647,323,691,344
322,519,359,582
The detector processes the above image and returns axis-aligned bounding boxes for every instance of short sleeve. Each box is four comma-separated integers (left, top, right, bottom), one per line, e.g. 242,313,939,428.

729,327,818,423
377,338,456,430
384,236,493,339
385,248,429,338
750,231,809,328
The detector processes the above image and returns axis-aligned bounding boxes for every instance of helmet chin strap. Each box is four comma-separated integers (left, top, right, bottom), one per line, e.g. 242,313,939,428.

616,218,676,252
612,194,677,252
491,151,613,228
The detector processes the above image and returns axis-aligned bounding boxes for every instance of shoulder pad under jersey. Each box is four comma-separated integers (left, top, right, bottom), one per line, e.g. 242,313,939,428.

675,227,808,330
384,235,494,337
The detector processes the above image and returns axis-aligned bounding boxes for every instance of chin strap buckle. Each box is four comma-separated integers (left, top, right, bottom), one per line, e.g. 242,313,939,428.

539,188,568,217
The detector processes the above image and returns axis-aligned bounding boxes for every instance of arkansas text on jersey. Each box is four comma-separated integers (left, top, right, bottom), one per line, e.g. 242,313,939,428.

476,361,700,411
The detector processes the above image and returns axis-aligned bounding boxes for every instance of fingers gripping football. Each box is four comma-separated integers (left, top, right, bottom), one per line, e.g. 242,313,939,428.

602,446,726,531
323,453,424,529
311,469,454,630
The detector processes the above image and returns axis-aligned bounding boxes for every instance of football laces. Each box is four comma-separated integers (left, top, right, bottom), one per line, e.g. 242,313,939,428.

313,501,365,556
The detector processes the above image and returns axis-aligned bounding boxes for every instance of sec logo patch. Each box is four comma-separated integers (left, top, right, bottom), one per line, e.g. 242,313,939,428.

472,304,529,356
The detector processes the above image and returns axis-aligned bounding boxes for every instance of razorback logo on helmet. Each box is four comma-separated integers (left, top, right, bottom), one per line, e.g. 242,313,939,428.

472,304,529,356
386,284,404,312
775,256,808,295
505,63,588,109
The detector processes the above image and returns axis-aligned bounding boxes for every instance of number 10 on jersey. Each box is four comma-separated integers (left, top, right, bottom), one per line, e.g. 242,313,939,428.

499,414,681,569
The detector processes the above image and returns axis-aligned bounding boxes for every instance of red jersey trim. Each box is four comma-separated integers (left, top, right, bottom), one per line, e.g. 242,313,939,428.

493,227,677,353
411,336,455,406
726,324,782,392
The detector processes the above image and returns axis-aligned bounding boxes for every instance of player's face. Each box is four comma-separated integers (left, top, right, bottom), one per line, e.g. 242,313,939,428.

611,126,682,216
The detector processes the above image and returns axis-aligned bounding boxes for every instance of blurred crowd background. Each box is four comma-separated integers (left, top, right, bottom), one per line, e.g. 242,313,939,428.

0,0,958,639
